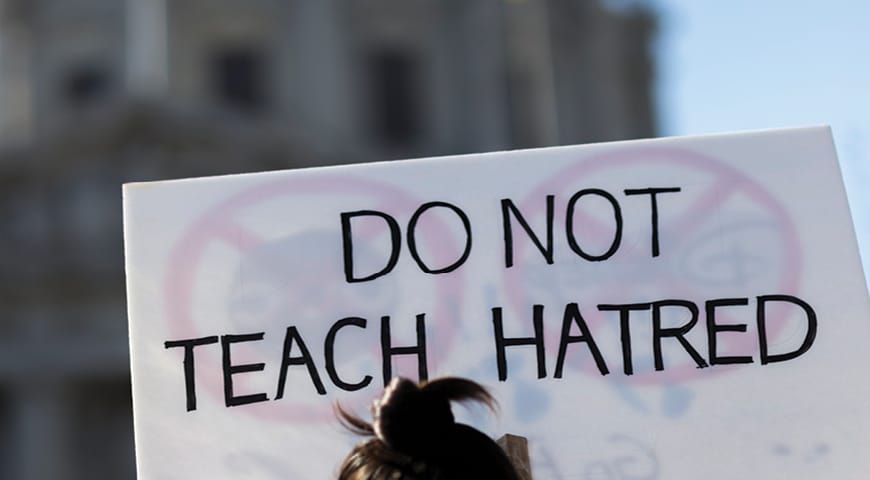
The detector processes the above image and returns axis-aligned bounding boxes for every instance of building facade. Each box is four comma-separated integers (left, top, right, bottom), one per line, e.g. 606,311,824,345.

0,0,656,478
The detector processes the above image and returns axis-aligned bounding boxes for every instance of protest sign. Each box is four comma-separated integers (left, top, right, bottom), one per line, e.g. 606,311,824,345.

124,126,870,479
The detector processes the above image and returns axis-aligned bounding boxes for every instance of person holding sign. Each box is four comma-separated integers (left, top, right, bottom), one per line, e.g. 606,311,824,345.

336,377,522,480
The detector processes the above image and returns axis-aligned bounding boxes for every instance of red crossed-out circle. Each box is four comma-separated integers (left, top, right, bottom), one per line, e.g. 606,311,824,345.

503,146,802,385
164,174,468,421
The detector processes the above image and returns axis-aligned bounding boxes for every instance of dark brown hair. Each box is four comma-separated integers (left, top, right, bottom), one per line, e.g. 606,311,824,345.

336,377,522,480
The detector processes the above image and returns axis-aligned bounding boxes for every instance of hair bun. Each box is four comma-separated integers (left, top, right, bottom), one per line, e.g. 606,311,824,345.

373,378,455,456
337,377,516,480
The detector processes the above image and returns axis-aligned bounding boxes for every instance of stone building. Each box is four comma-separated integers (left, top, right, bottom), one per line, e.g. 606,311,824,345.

0,0,656,478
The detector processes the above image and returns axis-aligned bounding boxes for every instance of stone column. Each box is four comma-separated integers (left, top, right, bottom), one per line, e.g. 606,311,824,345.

0,0,34,145
502,0,560,148
14,384,71,480
125,0,169,98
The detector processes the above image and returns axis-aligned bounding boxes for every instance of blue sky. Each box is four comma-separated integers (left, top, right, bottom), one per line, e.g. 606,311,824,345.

651,0,870,287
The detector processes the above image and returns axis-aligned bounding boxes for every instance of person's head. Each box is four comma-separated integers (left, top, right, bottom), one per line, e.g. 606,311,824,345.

336,377,521,480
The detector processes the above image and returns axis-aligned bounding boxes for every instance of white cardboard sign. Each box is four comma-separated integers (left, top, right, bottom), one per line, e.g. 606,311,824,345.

124,126,870,479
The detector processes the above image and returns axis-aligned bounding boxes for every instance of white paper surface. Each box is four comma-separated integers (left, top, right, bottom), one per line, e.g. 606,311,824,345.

124,126,870,479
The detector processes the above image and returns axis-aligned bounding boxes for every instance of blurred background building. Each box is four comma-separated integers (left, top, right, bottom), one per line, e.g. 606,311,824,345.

0,0,656,478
